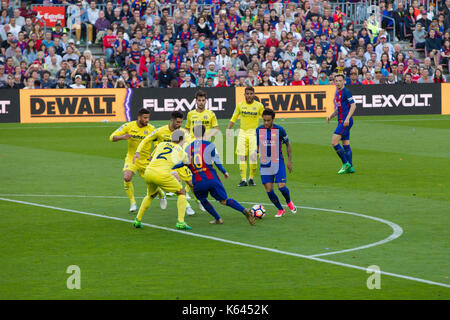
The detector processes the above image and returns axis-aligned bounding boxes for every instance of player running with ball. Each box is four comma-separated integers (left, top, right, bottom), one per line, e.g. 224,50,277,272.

255,108,297,217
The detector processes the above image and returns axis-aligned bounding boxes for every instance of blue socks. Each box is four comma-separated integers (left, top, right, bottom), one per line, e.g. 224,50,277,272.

343,145,352,166
201,199,221,220
267,190,283,210
279,186,291,203
333,144,348,164
226,198,246,215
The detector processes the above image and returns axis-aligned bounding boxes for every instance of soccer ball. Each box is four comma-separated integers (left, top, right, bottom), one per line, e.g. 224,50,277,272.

251,204,266,219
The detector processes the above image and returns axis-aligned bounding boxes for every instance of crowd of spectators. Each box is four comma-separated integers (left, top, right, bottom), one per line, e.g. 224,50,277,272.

0,0,449,89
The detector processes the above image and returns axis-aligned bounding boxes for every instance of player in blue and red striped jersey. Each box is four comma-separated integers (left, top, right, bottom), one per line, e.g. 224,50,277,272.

173,125,255,226
327,73,357,174
255,109,297,218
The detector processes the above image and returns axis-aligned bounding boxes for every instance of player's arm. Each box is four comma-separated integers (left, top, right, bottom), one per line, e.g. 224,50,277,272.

226,104,240,138
212,147,229,178
344,102,356,126
286,141,293,173
185,112,191,132
109,124,131,141
327,109,338,123
344,91,356,127
133,131,156,163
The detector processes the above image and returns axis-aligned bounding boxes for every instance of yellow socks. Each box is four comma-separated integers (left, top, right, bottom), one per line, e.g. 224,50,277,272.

136,194,152,221
157,188,165,199
124,181,135,204
239,162,247,181
249,163,257,180
177,194,187,223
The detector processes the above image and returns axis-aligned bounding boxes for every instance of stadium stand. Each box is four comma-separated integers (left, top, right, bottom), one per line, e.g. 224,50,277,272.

0,0,448,89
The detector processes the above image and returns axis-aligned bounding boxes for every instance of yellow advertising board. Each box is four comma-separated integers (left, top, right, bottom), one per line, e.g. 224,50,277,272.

235,85,336,118
441,83,450,115
20,88,128,123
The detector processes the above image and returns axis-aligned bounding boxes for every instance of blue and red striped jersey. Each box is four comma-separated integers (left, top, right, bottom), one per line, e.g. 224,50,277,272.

334,87,355,123
256,124,289,168
184,140,226,184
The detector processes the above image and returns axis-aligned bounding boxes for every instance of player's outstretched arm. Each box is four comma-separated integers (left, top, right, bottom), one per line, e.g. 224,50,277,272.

226,121,235,138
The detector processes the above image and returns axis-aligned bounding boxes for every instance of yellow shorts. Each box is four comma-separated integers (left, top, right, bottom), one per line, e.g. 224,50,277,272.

174,166,192,182
144,169,182,196
123,158,148,178
236,131,257,158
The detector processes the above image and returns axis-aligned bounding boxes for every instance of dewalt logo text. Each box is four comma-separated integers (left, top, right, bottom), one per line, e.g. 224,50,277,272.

30,95,116,118
20,89,128,123
254,91,327,114
235,85,335,119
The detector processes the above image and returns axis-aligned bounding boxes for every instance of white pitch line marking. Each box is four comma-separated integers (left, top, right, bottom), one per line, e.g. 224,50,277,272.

0,193,403,258
0,196,448,289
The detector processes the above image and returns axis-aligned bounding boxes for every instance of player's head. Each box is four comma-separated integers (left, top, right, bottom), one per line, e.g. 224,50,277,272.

262,108,275,129
137,108,150,126
334,73,345,89
193,125,206,140
171,129,185,144
195,90,207,110
245,86,255,104
170,111,184,130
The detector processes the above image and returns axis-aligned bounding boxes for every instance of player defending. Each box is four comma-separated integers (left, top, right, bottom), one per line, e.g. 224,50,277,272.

327,73,356,174
133,130,192,230
136,111,196,215
227,86,265,187
186,90,219,141
256,108,297,218
109,108,166,212
174,125,255,225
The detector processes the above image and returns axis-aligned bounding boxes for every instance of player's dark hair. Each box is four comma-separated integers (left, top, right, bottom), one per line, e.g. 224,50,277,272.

335,73,345,80
138,108,150,116
193,125,206,139
262,108,275,119
171,111,184,119
171,129,185,143
195,90,207,99
245,86,255,93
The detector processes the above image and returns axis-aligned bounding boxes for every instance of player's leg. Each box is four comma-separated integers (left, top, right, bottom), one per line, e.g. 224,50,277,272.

332,126,351,174
275,164,297,214
263,179,285,217
137,165,167,209
123,168,137,212
212,181,255,225
193,181,223,224
248,133,258,186
341,121,354,173
172,169,195,216
133,183,158,228
236,131,248,186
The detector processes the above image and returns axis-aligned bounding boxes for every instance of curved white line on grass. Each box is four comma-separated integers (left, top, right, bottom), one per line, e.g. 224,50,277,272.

0,196,448,289
0,193,403,257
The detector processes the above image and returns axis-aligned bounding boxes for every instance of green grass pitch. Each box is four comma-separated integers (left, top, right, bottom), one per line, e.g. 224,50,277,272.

0,115,449,299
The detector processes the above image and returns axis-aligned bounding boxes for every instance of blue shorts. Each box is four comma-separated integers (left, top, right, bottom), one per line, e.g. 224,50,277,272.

334,119,353,141
260,162,287,185
193,179,228,202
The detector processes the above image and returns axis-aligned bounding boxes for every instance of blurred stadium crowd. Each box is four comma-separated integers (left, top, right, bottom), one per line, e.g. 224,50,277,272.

0,0,449,89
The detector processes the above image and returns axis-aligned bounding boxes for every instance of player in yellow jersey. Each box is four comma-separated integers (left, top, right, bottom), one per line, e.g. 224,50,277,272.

109,108,166,212
227,86,265,187
133,130,192,230
185,90,219,141
133,111,198,215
